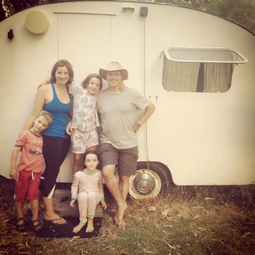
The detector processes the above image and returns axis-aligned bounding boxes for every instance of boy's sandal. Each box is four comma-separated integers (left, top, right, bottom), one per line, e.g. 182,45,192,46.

16,217,26,232
31,219,44,233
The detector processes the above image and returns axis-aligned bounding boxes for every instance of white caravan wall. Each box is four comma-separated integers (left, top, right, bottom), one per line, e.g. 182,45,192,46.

0,1,254,185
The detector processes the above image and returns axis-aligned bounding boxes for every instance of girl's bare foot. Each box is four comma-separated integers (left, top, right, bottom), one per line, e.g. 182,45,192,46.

86,218,94,232
73,222,86,233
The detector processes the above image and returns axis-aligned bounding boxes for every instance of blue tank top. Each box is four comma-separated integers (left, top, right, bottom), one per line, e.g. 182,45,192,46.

43,83,71,138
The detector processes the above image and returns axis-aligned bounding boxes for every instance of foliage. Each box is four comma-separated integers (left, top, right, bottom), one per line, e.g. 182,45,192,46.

155,0,255,34
206,0,255,34
2,0,39,17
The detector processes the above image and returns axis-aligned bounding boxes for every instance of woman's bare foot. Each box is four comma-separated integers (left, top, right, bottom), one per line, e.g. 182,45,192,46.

73,222,86,233
86,218,94,232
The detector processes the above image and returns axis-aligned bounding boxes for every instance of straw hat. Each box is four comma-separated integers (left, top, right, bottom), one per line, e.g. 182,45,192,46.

99,61,128,80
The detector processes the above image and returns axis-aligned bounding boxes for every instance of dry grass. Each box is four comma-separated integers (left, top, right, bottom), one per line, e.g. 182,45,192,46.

0,175,255,255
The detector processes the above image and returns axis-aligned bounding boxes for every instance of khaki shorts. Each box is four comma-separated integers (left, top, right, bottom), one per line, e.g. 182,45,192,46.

71,128,99,154
100,143,138,176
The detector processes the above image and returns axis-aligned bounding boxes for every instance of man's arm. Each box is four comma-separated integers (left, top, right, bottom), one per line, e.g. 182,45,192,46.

134,102,156,132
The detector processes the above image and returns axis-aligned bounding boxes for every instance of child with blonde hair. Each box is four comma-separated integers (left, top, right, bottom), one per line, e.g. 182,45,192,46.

10,110,53,232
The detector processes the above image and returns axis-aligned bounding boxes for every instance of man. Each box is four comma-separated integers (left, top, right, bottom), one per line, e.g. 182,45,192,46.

97,61,156,228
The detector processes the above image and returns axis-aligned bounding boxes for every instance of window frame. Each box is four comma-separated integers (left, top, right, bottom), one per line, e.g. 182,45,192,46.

162,47,248,93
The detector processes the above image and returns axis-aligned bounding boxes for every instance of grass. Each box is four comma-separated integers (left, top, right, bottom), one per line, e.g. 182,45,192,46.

0,175,255,255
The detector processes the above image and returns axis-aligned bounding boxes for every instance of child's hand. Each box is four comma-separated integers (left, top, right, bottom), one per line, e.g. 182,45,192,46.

66,122,73,136
101,200,107,210
70,200,76,208
37,79,50,90
9,168,17,180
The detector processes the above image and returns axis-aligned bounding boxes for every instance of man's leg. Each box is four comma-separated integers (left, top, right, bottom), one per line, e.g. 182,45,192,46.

119,175,130,202
102,164,127,228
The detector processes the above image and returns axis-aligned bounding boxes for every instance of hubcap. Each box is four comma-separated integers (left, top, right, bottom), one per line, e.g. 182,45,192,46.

129,169,162,199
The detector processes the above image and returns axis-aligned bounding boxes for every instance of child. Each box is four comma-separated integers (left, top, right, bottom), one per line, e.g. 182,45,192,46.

9,110,53,232
70,74,103,174
70,151,107,233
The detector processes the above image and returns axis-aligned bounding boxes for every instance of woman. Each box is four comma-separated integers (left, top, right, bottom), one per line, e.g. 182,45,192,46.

23,59,74,224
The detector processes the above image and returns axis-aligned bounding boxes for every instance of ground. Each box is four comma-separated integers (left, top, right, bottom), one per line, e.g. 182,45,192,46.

0,175,255,255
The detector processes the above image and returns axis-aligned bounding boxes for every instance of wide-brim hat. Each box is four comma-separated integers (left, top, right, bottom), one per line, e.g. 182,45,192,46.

99,61,128,80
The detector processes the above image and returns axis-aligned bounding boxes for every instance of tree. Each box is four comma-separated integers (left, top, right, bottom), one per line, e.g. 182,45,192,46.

2,0,39,17
206,0,255,34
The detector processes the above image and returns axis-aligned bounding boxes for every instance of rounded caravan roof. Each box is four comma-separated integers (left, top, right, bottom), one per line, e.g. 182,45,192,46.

1,0,255,35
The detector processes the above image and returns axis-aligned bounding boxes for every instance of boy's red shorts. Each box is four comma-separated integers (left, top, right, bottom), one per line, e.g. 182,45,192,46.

14,170,41,202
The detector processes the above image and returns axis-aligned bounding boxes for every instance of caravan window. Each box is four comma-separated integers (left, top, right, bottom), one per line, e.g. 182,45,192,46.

162,48,248,93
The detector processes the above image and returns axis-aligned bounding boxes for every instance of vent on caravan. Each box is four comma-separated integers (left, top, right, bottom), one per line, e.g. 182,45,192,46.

162,47,248,93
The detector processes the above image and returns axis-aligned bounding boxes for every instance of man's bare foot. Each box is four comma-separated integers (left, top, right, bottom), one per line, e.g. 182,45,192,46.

86,218,94,232
73,222,86,233
118,218,127,229
114,202,127,228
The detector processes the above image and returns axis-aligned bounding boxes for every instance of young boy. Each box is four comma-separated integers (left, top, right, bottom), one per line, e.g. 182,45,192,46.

9,110,53,232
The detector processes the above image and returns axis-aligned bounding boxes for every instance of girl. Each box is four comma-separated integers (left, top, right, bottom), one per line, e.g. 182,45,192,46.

70,151,107,233
70,74,103,174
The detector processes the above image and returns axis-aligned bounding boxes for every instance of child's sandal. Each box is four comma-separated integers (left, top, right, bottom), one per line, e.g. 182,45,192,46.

16,217,26,232
31,219,44,233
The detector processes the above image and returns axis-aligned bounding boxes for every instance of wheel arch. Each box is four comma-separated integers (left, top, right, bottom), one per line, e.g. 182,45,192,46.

128,161,175,199
137,161,175,187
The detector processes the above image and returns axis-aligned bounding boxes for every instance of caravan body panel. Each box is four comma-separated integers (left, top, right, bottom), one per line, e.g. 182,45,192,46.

0,1,254,185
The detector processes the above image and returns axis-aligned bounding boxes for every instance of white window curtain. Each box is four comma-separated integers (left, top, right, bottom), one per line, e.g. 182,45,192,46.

163,55,200,92
203,63,234,92
163,56,234,93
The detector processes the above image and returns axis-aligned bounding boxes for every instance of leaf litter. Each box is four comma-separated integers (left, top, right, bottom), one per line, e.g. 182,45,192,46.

1,175,255,254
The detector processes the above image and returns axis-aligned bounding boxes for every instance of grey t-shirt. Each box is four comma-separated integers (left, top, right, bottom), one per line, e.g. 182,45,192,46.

97,87,151,149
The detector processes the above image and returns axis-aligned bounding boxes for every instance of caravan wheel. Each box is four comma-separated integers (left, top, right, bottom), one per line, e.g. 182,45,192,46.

129,162,172,199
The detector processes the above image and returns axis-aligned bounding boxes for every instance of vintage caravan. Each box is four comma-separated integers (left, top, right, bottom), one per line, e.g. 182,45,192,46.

0,1,255,199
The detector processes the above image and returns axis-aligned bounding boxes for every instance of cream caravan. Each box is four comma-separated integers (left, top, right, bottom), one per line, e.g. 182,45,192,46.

0,1,254,199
